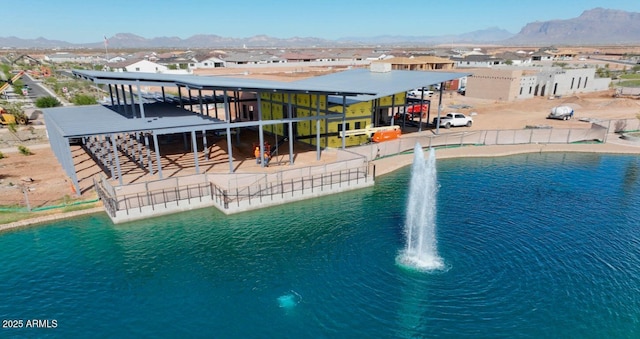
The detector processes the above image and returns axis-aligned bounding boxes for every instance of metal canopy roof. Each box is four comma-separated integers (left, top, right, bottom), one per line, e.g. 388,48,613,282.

293,68,470,102
59,68,471,138
45,102,224,138
72,68,469,99
72,70,374,96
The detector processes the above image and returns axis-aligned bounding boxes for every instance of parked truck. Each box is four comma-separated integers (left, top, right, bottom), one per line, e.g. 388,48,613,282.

432,113,473,129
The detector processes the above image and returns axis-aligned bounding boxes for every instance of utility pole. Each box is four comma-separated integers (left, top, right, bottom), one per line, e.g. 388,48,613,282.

104,36,109,61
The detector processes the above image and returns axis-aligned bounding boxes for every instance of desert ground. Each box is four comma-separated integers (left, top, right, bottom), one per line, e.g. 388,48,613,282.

1,75,640,226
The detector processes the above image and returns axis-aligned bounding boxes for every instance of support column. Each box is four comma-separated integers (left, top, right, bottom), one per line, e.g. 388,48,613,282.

257,93,265,168
287,94,294,165
223,92,230,122
136,80,146,118
153,133,163,179
202,130,209,160
213,90,219,119
115,86,121,112
108,84,114,105
316,94,321,160
191,130,200,174
436,87,444,135
288,121,294,165
178,86,184,109
258,123,264,169
341,95,347,149
129,84,136,117
121,85,129,116
418,90,426,132
144,133,153,174
390,93,396,126
226,127,233,173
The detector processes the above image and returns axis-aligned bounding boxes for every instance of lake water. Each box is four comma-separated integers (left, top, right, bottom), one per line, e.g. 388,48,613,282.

1,152,639,337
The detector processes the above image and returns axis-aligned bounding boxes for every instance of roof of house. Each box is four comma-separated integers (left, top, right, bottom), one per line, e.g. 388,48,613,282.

379,56,454,65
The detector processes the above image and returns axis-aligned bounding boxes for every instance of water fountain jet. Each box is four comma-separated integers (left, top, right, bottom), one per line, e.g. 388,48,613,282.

397,143,444,271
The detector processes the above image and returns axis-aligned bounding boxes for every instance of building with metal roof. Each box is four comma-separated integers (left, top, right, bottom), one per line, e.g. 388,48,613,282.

44,66,467,221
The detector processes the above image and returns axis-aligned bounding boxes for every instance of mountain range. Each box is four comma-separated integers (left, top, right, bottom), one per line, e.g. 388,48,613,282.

1,8,639,49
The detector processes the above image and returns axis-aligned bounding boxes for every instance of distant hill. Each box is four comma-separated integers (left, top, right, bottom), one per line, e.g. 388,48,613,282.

337,27,514,45
1,8,639,49
506,8,640,45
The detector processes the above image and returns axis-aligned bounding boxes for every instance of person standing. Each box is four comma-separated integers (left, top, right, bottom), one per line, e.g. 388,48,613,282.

254,146,261,164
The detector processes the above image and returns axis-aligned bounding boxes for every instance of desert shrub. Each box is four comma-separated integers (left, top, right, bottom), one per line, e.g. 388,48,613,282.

0,151,4,159
72,94,97,105
36,96,62,108
18,145,32,156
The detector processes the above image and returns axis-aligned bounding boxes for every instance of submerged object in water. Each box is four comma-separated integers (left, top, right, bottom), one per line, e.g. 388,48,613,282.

277,290,302,308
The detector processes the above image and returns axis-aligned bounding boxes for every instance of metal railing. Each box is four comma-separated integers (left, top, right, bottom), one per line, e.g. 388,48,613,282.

94,121,633,218
351,123,612,160
222,165,371,208
94,162,372,216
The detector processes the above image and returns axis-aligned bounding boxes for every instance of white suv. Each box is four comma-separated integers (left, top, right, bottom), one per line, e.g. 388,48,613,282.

407,88,434,98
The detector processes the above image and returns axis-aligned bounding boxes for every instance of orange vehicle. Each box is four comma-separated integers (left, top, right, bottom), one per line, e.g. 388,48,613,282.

371,127,401,143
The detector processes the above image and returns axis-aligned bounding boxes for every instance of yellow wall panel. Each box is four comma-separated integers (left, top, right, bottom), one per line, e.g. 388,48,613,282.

346,101,371,117
296,94,311,107
310,95,326,110
272,104,283,119
310,120,325,133
297,108,310,117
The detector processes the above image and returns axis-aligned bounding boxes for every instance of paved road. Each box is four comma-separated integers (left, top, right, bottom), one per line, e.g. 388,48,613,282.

21,74,56,100
589,57,640,67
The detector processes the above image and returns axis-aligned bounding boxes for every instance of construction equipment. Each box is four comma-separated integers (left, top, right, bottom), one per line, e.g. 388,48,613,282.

340,124,401,142
28,66,51,78
0,106,29,125
0,71,25,94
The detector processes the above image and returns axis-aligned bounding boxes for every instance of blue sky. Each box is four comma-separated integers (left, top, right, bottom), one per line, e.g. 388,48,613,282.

3,0,640,43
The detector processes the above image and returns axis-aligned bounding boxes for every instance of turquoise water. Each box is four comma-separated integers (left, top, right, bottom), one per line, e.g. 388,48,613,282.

1,152,640,338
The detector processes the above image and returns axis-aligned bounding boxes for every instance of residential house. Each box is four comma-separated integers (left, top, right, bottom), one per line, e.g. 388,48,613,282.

188,54,226,70
466,66,610,101
494,52,533,66
376,56,455,71
106,59,168,73
451,54,506,68
224,52,286,65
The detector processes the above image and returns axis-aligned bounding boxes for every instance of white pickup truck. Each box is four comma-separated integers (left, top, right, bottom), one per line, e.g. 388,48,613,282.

432,113,473,129
407,88,434,98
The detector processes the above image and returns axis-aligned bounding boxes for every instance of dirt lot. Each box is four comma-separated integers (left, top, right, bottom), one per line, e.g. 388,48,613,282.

1,81,639,213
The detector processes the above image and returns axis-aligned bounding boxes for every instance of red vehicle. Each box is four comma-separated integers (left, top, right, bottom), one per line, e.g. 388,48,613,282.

395,104,429,120
407,104,428,115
